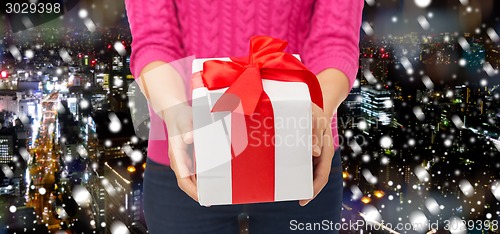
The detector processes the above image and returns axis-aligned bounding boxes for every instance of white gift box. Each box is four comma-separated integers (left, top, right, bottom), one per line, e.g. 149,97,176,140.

191,56,313,206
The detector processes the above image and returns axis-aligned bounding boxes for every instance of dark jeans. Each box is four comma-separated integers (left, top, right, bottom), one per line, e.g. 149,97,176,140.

143,150,342,234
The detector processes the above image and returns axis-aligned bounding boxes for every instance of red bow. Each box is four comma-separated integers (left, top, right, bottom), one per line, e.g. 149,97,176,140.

201,36,323,115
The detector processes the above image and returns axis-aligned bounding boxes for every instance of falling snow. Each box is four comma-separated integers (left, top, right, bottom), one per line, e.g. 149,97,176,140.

362,22,374,36
380,136,392,149
114,41,127,56
414,0,431,8
72,186,92,207
361,205,382,223
425,197,440,215
417,16,430,30
110,221,130,234
108,113,122,133
459,179,474,197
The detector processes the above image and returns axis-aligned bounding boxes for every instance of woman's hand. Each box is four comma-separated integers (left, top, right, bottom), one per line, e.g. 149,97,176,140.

139,61,198,202
299,68,351,206
299,104,334,206
162,105,198,202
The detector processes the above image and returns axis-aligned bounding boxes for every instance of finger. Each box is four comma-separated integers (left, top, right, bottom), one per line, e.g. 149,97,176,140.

177,110,194,144
311,104,326,157
312,125,323,157
169,138,198,202
321,131,335,159
299,157,331,206
300,132,334,206
177,177,198,201
169,136,194,179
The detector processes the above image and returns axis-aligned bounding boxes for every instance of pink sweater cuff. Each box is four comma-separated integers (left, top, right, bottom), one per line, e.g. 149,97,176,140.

131,45,181,79
307,55,359,91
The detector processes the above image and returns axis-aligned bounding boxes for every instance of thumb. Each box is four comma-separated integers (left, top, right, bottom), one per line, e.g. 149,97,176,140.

177,114,193,144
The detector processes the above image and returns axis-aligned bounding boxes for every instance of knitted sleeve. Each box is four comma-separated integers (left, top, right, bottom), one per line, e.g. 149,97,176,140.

125,0,184,78
301,0,364,90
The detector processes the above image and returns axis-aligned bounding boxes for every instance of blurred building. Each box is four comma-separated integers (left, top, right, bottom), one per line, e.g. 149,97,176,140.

0,91,22,114
0,135,14,164
0,90,41,124
361,86,393,127
103,157,146,233
343,86,362,128
359,57,390,86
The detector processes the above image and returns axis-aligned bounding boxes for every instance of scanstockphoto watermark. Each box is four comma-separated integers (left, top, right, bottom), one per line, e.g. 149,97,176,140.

288,219,500,232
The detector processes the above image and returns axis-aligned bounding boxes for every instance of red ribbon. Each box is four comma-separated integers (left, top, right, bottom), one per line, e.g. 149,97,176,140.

200,36,323,204
202,36,323,115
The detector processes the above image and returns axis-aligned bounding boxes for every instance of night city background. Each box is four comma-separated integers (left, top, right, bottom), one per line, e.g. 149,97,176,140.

0,0,500,233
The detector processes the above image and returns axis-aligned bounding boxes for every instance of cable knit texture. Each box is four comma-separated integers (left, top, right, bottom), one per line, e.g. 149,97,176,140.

125,0,364,166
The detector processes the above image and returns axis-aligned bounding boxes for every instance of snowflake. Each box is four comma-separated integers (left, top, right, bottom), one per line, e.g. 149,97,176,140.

491,181,500,201
358,120,368,130
448,217,467,234
350,185,363,200
78,9,88,19
480,79,488,86
409,211,429,232
114,41,127,56
24,49,34,59
362,154,370,163
362,205,382,223
72,185,92,207
38,187,46,195
380,136,392,149
414,166,430,182
417,16,430,30
458,38,470,52
401,57,414,75
365,0,375,6
108,113,122,133
425,197,440,215
131,136,139,144
422,75,434,90
362,169,378,184
458,58,467,67
414,0,431,8
59,48,72,63
381,156,389,165
487,28,499,42
459,179,474,197
362,22,374,36
130,150,143,163
451,115,464,129
111,221,130,234
9,45,22,61
79,99,90,109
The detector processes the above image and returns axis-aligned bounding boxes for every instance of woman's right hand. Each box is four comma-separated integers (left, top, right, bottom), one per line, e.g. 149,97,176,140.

139,61,198,202
162,104,198,202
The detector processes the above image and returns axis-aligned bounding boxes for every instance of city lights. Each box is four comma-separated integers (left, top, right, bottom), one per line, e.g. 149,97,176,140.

342,171,349,179
373,190,385,198
361,196,372,204
127,166,136,173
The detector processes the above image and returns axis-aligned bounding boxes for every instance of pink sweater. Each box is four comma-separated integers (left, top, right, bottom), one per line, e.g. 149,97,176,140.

125,0,364,166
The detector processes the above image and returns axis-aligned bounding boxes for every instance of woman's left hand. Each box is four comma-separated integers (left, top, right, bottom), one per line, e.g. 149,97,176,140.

299,104,335,206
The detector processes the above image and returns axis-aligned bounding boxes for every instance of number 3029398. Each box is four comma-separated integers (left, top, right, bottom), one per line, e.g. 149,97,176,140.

5,2,61,14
